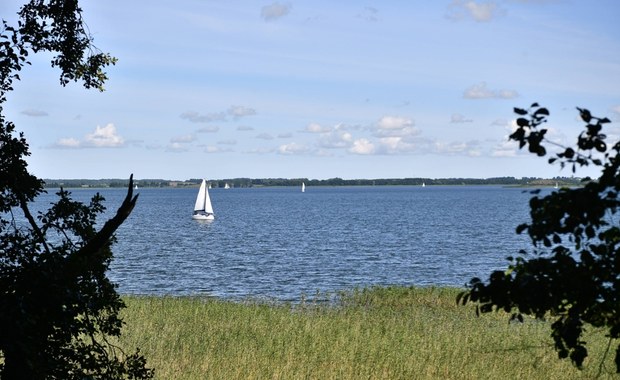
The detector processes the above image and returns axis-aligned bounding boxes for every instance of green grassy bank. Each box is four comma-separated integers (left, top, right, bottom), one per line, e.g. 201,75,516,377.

117,287,616,379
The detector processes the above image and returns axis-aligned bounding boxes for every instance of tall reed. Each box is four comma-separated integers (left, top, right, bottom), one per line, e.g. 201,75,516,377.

117,287,617,379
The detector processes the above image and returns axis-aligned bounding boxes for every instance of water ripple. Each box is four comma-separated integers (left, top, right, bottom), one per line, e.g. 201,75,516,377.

32,185,541,301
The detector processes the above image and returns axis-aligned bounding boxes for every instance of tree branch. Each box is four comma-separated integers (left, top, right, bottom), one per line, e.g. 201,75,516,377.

64,175,138,276
18,193,50,255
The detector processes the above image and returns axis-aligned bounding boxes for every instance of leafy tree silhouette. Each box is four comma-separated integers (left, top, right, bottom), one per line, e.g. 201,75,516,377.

0,1,152,378
459,103,620,374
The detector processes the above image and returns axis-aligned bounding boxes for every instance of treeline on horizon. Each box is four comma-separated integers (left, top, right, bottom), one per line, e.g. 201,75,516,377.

42,176,584,189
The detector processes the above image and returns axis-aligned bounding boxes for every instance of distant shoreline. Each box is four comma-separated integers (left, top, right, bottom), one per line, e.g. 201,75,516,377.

41,176,585,189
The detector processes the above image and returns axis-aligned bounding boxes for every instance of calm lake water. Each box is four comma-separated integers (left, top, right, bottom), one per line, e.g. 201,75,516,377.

33,185,547,301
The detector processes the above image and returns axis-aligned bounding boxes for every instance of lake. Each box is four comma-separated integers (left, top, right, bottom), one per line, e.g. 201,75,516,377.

33,185,545,301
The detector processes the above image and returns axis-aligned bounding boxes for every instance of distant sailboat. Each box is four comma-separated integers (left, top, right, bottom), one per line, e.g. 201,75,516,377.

554,182,559,189
224,183,230,189
192,179,215,220
422,182,426,187
134,184,138,190
301,182,305,192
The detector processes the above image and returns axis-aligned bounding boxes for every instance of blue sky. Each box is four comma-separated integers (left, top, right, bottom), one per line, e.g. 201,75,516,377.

2,1,619,180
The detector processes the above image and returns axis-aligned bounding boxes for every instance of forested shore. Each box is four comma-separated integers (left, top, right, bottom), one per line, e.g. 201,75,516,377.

43,176,584,189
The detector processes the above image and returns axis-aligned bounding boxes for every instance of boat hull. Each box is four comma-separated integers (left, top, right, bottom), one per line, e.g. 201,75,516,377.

192,213,214,221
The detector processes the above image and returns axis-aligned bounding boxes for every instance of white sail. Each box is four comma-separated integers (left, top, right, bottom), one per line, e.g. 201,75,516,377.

194,180,207,211
203,185,214,214
301,182,305,192
193,179,215,220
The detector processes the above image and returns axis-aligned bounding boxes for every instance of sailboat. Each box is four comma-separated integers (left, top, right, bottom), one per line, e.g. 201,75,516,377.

192,179,215,220
224,183,230,189
301,182,305,192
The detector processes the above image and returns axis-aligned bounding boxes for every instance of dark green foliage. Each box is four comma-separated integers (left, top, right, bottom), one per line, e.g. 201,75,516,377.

17,0,117,90
0,1,152,378
459,103,620,373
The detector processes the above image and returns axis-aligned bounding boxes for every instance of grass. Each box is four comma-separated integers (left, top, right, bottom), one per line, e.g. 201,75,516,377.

116,287,618,379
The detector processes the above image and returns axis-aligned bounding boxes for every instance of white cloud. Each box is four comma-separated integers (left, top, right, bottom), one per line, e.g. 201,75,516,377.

181,106,256,124
349,138,375,155
304,122,332,133
464,82,496,98
497,89,519,99
611,105,620,119
303,116,488,157
446,1,503,22
197,126,220,133
228,105,257,119
85,124,124,147
492,140,519,157
464,82,518,99
246,147,275,154
166,142,189,153
256,133,274,140
180,111,226,123
492,119,529,157
205,145,233,153
357,6,379,22
435,141,481,156
21,109,48,117
318,130,353,149
377,136,433,154
451,113,473,123
511,0,560,4
377,116,413,130
379,137,410,153
464,1,500,21
261,2,291,21
278,132,293,138
278,142,309,155
170,134,197,143
145,144,163,150
374,126,420,138
55,137,81,148
373,116,418,138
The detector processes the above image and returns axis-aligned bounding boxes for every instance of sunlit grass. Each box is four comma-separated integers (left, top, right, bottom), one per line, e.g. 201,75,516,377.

117,287,617,379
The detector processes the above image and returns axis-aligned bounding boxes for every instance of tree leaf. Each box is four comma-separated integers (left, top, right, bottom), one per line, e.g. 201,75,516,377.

595,140,607,153
514,107,528,115
578,107,592,122
516,118,530,127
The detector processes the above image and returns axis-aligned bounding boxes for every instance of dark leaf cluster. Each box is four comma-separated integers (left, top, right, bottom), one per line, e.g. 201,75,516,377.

0,1,152,378
0,155,152,378
459,104,620,373
0,0,116,99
